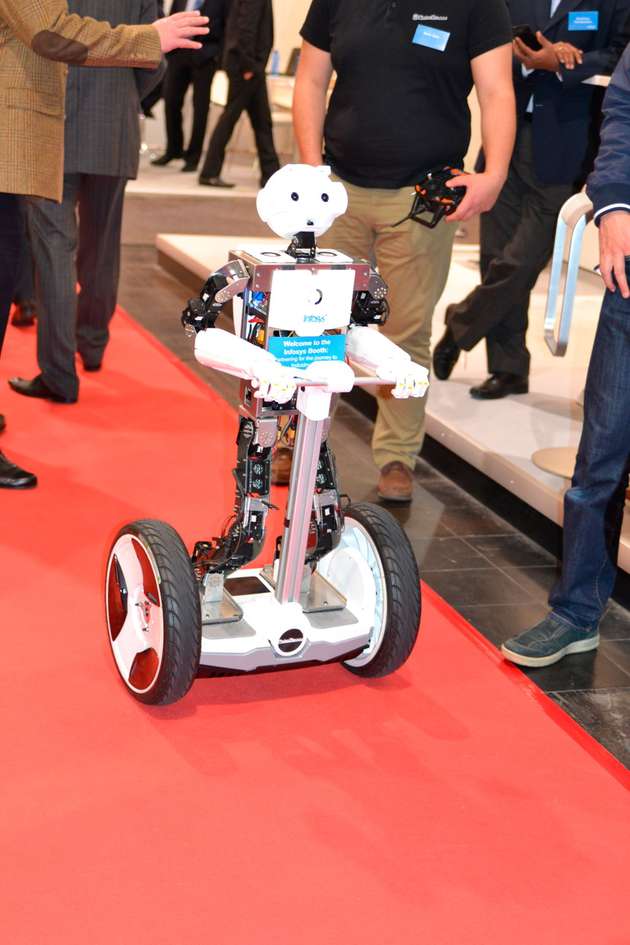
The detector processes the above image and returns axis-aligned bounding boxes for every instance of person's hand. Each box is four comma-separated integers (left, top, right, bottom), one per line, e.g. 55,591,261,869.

598,211,630,298
152,11,209,53
445,172,505,222
553,41,583,70
243,71,254,80
513,32,561,72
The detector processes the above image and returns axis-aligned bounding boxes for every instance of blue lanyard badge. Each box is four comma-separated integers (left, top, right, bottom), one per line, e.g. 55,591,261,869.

568,11,599,31
412,24,450,52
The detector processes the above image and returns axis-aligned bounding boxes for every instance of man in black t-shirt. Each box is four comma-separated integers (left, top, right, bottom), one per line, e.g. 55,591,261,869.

293,0,515,502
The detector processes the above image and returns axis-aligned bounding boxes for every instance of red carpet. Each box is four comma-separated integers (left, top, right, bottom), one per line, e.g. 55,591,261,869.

1,313,628,945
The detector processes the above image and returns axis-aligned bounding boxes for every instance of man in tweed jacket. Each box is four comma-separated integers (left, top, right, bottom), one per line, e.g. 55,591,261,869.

0,1,208,487
9,1,166,404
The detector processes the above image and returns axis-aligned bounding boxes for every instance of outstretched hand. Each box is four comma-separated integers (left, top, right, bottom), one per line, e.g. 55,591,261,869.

153,11,209,53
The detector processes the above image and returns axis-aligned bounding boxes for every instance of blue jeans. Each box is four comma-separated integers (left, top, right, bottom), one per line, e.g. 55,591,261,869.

550,266,630,630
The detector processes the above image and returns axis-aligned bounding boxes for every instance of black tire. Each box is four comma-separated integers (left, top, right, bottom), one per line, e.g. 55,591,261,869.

105,519,202,705
340,502,421,678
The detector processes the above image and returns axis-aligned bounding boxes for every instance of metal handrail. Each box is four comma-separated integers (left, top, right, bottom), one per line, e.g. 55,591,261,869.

295,375,388,388
544,192,594,356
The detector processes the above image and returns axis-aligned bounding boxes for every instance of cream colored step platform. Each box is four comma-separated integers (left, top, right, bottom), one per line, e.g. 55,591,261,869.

128,162,259,199
155,233,629,575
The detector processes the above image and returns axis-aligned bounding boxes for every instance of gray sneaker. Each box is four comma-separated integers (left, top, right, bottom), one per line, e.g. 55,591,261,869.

501,614,599,668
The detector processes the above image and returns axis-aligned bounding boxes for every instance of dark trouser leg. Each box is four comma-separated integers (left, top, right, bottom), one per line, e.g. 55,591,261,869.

163,60,190,157
448,124,573,376
27,175,80,400
185,59,216,164
142,79,163,115
199,73,252,179
245,74,280,185
549,273,630,629
0,193,22,354
13,199,36,305
75,175,127,367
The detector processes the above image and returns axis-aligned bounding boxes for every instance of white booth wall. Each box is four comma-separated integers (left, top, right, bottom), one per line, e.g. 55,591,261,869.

273,0,310,70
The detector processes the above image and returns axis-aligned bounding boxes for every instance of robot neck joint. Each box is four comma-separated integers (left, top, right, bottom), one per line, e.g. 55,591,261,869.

286,231,317,261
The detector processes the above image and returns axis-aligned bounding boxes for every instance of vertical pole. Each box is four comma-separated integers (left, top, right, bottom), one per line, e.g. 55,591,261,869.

276,412,324,604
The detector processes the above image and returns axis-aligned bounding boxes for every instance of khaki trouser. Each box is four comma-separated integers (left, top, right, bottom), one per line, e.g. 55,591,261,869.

323,178,455,471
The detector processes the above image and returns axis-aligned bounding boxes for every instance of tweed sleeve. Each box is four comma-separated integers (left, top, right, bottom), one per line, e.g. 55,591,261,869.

0,0,161,68
134,0,167,99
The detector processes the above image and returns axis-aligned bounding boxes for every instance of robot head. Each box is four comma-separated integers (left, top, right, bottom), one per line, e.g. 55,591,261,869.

256,165,348,239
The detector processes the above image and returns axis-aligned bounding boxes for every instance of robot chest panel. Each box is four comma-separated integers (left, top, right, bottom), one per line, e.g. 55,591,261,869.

267,267,356,337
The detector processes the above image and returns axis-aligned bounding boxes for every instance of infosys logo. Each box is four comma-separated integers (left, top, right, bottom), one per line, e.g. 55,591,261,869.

413,13,448,20
304,314,325,323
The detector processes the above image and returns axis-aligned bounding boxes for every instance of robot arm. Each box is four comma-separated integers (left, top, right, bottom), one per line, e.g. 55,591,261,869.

181,260,250,333
194,328,298,404
350,271,389,327
346,326,429,399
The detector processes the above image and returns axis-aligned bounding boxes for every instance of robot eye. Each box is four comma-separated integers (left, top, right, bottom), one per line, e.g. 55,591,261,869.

291,192,299,202
321,193,329,202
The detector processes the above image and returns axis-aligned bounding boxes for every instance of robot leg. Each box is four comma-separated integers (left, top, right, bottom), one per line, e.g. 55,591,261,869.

306,423,344,563
192,416,277,577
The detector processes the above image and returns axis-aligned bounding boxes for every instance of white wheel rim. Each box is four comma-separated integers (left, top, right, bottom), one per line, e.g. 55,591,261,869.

105,534,165,694
317,516,388,668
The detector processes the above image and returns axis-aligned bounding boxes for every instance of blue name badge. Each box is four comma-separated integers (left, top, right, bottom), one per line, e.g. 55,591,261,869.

568,11,599,31
412,24,450,52
268,334,346,372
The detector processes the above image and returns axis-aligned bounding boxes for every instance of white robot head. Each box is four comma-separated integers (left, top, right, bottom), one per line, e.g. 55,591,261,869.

256,165,348,239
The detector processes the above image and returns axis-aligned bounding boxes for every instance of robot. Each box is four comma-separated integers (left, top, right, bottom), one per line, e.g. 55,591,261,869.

105,165,428,705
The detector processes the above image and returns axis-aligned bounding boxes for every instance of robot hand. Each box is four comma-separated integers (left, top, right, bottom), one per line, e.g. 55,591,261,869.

182,297,218,334
376,358,429,399
250,361,298,404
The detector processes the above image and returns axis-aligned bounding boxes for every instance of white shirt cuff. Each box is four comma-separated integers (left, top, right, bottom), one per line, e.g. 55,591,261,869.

594,203,630,221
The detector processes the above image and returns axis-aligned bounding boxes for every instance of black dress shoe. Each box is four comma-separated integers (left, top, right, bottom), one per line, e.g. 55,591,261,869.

469,373,529,400
9,374,77,404
432,316,461,380
11,303,37,328
181,160,198,173
150,152,183,167
198,175,235,188
0,451,37,489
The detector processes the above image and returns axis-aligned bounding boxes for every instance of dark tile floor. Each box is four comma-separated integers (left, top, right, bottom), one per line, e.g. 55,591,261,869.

119,245,630,769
